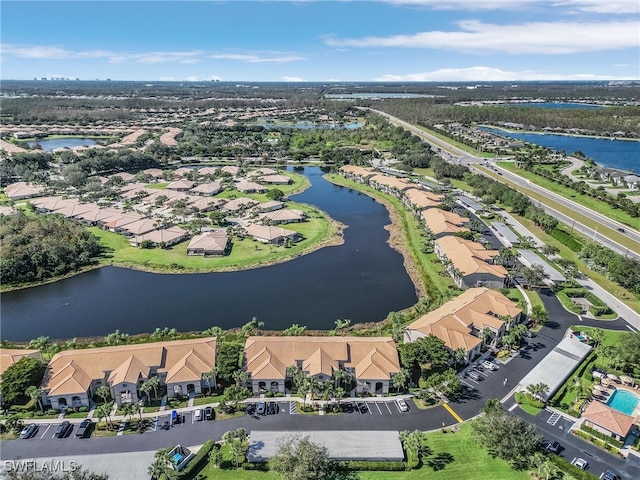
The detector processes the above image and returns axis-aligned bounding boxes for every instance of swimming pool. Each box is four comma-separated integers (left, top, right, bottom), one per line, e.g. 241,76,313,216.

606,389,640,416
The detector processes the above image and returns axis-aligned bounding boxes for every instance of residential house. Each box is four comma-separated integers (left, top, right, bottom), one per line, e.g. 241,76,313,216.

258,174,292,185
3,182,46,201
222,197,258,214
369,174,413,197
243,336,401,395
255,200,284,213
434,236,508,289
624,174,640,190
197,167,218,177
236,179,267,193
251,167,278,177
40,338,217,409
258,209,306,225
130,226,188,247
245,224,300,245
404,287,522,362
143,168,164,180
421,208,470,238
186,231,230,256
111,172,136,183
403,188,443,212
189,182,222,196
220,165,240,176
167,179,195,192
339,165,376,183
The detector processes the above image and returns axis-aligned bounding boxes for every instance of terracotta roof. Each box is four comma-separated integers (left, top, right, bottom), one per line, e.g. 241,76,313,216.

165,349,212,383
258,174,291,184
369,174,412,191
4,182,46,200
189,182,221,195
236,179,267,192
143,168,164,178
221,166,240,175
167,179,195,190
258,209,305,223
187,231,229,253
132,226,187,245
197,167,218,176
245,224,297,242
42,338,217,395
404,188,443,209
251,167,278,176
582,400,636,437
0,349,42,377
435,236,507,278
339,165,375,178
223,197,258,212
244,337,400,381
405,287,521,351
421,208,469,236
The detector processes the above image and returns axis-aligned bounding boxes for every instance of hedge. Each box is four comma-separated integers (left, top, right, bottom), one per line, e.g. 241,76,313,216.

339,461,407,471
550,228,584,252
548,455,600,480
165,440,215,480
579,425,624,448
241,462,269,471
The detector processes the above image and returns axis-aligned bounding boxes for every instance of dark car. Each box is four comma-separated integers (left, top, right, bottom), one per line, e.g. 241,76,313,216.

204,406,214,420
75,419,93,438
617,228,625,233
256,401,266,415
19,423,38,439
602,470,620,480
524,331,535,338
54,421,72,438
246,403,256,416
268,402,278,415
546,441,561,454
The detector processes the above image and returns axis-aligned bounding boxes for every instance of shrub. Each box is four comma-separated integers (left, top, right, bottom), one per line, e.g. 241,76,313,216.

580,425,624,448
550,228,583,252
241,462,269,471
165,440,215,479
549,455,599,480
340,461,407,471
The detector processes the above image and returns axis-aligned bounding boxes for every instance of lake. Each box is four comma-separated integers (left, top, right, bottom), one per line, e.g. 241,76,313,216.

0,167,419,342
27,137,96,151
481,127,640,172
504,102,603,109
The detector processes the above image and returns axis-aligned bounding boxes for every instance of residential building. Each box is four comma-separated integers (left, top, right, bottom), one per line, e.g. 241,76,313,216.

130,226,188,247
186,231,230,256
404,287,522,362
581,399,636,441
245,224,300,245
258,209,306,225
421,208,470,238
243,336,401,395
3,182,46,201
402,188,443,212
40,338,217,409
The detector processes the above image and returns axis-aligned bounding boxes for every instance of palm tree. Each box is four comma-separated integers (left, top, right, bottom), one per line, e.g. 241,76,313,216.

241,317,264,337
95,403,111,428
95,385,111,405
307,376,320,402
481,327,494,347
120,402,136,422
147,449,170,480
25,386,44,413
28,336,50,357
392,369,410,393
203,368,218,394
453,348,467,368
233,370,249,388
527,382,550,401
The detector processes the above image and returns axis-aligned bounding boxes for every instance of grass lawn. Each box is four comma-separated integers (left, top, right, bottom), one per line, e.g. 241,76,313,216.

496,161,640,233
144,183,168,189
196,423,527,479
414,126,495,158
90,201,338,273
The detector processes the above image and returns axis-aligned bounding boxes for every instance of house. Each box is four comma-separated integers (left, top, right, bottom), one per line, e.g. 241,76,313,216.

186,196,225,212
404,287,522,362
581,399,636,441
220,165,240,176
130,226,188,247
120,218,159,237
103,212,146,233
402,188,443,212
258,209,306,225
0,138,27,156
369,174,413,197
339,165,376,183
235,179,267,193
434,236,508,289
166,179,195,192
250,167,278,177
421,208,470,238
186,231,230,256
255,200,285,213
40,338,217,409
0,348,44,404
111,172,136,183
173,167,193,178
189,182,222,196
197,167,218,177
3,182,46,201
143,168,164,179
243,336,401,395
245,224,300,245
258,174,292,185
222,197,258,213
624,174,640,190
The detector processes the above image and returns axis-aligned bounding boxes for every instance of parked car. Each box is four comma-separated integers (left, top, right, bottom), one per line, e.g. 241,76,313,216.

256,401,266,415
268,402,278,415
482,361,499,371
571,458,588,470
54,421,72,438
546,441,561,454
75,419,93,438
246,403,256,415
601,470,620,480
524,331,536,338
204,406,214,420
194,408,203,421
467,370,482,381
397,398,409,412
19,423,38,439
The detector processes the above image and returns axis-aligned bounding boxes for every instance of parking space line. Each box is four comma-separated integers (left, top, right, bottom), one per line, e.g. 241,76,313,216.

385,402,393,414
374,402,382,415
39,424,51,439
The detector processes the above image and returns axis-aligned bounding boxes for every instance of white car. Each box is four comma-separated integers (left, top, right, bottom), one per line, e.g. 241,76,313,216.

482,360,499,371
396,398,409,412
571,457,588,470
193,408,203,421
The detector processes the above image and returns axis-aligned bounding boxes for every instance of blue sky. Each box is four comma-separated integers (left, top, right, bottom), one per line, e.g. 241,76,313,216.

2,0,639,82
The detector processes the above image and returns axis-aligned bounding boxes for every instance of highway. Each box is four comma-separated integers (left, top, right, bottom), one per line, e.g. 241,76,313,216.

370,108,640,262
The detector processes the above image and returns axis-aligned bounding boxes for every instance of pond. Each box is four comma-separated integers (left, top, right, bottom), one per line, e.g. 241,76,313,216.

27,137,97,151
0,167,419,341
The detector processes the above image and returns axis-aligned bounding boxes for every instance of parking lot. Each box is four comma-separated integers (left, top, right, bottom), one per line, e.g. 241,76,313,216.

459,358,503,388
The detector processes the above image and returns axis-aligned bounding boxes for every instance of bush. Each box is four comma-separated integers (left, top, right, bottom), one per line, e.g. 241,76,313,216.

165,440,215,479
580,425,624,448
265,391,274,398
340,461,407,471
241,462,269,471
550,228,583,252
549,455,599,480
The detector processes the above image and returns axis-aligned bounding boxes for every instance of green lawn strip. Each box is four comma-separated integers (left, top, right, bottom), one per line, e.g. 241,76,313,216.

194,394,225,406
507,215,640,314
325,173,460,307
500,288,527,314
413,125,495,158
518,403,543,416
144,183,168,189
89,202,337,273
524,290,543,315
195,423,526,480
496,161,640,231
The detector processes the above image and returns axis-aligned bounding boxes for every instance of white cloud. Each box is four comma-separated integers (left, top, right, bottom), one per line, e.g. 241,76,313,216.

210,53,305,63
115,51,204,64
324,20,639,54
184,76,199,81
374,66,626,81
381,0,535,10
283,76,304,82
552,0,640,14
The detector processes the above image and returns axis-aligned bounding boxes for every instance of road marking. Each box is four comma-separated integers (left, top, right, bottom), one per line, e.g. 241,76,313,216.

39,424,51,439
385,402,393,414
508,403,518,412
547,412,561,426
289,401,297,414
374,402,383,415
627,324,638,333
443,402,463,423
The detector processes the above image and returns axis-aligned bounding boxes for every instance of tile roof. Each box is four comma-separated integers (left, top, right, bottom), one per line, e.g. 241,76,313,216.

404,188,444,209
435,236,507,278
0,349,42,377
421,208,470,236
582,400,636,437
244,337,400,381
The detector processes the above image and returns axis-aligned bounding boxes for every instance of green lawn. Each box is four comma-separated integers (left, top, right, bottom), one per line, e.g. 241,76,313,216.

144,183,168,189
196,423,527,480
496,161,640,232
90,201,338,273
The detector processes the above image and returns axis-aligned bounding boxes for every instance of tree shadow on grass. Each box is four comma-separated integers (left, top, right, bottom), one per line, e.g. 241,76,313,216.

426,452,454,471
